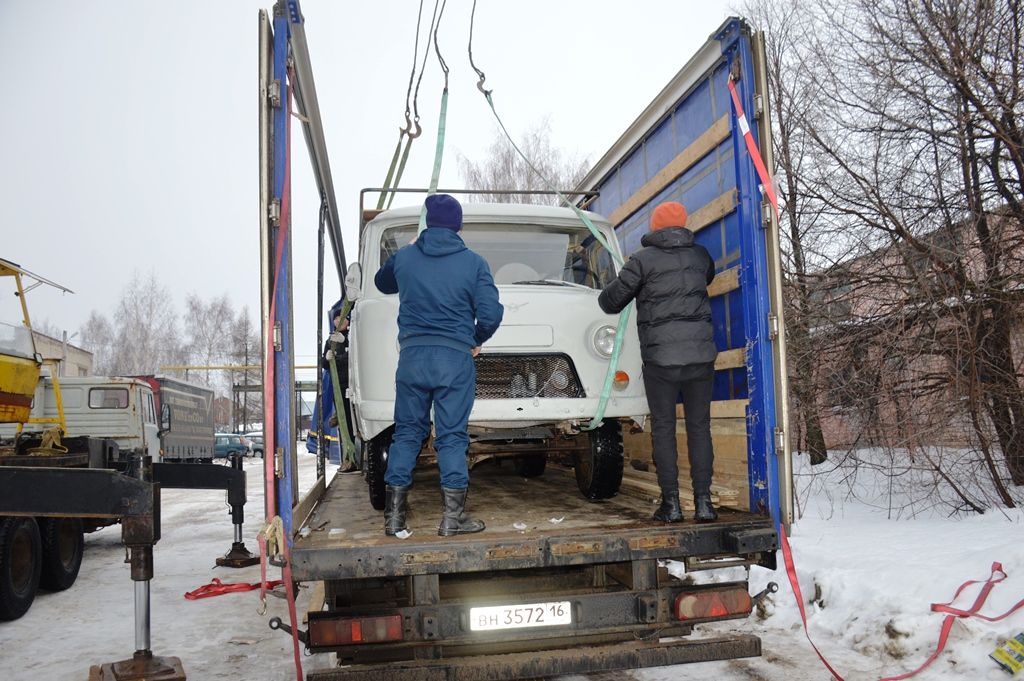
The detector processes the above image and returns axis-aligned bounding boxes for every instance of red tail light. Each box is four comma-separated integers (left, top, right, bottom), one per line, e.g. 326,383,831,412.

674,587,752,622
309,615,404,646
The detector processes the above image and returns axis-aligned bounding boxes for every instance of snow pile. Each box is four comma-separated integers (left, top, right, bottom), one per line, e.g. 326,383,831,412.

693,449,1024,680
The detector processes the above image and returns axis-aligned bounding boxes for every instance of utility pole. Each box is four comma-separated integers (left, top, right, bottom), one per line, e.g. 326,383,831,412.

243,336,250,431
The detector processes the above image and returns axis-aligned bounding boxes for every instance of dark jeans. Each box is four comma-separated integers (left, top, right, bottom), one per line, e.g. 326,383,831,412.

385,346,476,488
642,362,715,497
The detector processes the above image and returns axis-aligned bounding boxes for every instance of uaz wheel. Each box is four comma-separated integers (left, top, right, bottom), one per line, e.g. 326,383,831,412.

364,428,393,511
574,420,624,500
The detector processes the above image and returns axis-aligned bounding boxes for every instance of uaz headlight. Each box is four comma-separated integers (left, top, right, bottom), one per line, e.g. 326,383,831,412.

593,325,617,357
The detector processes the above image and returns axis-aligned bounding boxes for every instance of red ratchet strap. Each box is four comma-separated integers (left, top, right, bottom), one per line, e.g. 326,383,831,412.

779,526,848,680
185,578,283,601
781,524,1024,681
726,77,780,222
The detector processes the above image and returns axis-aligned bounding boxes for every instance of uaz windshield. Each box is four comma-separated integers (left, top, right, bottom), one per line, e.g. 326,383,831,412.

380,223,617,290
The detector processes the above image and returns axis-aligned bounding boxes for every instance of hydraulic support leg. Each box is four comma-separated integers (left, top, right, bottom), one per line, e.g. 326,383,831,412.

87,482,186,681
151,455,259,568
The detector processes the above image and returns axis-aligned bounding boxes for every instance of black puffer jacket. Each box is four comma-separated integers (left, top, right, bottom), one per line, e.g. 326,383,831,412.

598,227,717,367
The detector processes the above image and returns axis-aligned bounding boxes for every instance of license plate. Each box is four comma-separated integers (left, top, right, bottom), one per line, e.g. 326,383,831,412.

469,601,572,631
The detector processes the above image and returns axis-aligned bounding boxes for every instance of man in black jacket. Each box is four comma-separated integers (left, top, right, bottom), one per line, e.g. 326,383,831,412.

598,201,719,523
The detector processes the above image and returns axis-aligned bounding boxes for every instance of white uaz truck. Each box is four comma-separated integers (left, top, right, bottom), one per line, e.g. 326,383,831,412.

345,203,647,509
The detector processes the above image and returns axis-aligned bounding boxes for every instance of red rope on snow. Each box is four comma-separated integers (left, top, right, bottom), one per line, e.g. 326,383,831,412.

780,524,1024,681
185,578,284,601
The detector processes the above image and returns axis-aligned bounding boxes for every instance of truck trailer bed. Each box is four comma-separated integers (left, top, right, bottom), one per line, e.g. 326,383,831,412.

290,462,776,582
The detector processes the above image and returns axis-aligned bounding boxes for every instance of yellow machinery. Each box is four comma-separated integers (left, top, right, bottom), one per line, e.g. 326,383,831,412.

0,258,72,435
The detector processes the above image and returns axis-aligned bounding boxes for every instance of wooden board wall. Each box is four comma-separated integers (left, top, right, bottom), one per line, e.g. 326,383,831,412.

621,398,750,511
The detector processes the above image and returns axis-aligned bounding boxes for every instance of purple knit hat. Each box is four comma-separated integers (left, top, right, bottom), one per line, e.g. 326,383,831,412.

425,194,463,231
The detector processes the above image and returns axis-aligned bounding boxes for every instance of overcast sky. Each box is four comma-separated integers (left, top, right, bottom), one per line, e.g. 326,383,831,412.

1,0,736,369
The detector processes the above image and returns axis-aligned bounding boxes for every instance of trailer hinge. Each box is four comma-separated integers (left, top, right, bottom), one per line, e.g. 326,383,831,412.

273,321,283,352
775,427,786,453
754,93,764,120
269,199,281,226
761,200,774,229
268,79,282,108
767,313,779,340
274,447,284,479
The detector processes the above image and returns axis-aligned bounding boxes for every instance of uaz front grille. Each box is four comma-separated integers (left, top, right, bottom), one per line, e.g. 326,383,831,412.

474,354,585,399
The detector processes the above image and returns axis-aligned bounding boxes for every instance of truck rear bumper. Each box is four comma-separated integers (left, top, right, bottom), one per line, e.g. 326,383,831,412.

307,635,760,680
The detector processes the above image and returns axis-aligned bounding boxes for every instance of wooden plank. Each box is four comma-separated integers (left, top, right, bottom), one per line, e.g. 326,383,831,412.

675,398,749,419
303,581,325,625
715,348,746,371
292,474,326,534
708,266,740,297
609,114,732,227
688,190,738,234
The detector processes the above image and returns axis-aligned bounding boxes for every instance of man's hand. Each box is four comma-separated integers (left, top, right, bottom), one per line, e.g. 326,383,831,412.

471,346,481,357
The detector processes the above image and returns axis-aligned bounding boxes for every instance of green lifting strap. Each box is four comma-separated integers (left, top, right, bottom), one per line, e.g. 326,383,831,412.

376,133,405,210
481,91,631,431
418,88,449,233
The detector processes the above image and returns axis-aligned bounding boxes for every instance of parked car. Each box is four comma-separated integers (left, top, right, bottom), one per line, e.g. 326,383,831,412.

214,432,248,459
244,431,264,457
346,203,647,510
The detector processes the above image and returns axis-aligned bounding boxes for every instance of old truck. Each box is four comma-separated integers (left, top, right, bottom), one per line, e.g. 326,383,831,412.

134,375,216,462
259,4,790,680
3,374,216,463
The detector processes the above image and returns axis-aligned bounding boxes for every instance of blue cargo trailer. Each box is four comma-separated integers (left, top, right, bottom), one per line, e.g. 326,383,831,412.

259,5,788,679
581,17,792,527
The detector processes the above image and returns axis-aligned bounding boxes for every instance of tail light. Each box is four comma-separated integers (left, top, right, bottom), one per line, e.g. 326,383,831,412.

309,615,403,647
613,371,629,390
674,586,752,622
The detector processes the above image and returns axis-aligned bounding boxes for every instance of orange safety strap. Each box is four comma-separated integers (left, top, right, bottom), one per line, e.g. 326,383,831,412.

727,77,780,222
185,578,284,601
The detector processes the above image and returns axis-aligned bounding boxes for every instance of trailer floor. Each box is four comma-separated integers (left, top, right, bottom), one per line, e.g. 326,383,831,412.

290,461,771,581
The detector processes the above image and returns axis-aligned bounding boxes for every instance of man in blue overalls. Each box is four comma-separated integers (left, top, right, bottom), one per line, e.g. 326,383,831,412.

374,194,503,537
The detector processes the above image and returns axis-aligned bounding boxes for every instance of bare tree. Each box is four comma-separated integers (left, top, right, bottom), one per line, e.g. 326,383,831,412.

807,0,1024,490
228,305,261,430
82,271,185,376
457,118,590,205
79,310,115,375
183,293,234,389
742,0,840,465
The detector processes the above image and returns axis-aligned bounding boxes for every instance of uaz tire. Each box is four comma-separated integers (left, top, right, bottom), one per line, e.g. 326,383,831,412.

364,429,393,511
574,420,624,500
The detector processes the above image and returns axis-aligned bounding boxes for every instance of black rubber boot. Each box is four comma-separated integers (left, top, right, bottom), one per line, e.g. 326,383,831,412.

384,485,410,536
694,493,719,523
438,487,485,537
653,491,684,522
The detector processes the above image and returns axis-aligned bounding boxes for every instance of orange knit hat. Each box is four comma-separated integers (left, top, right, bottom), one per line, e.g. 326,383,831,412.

650,202,688,231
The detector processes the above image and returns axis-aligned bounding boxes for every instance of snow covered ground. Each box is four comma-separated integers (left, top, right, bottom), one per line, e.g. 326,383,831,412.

1,449,1022,680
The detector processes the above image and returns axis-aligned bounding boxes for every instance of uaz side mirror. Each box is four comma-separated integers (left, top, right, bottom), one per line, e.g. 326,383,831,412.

345,262,362,301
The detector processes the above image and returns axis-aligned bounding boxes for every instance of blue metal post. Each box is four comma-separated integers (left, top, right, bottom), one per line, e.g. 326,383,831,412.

271,6,295,537
721,26,781,519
